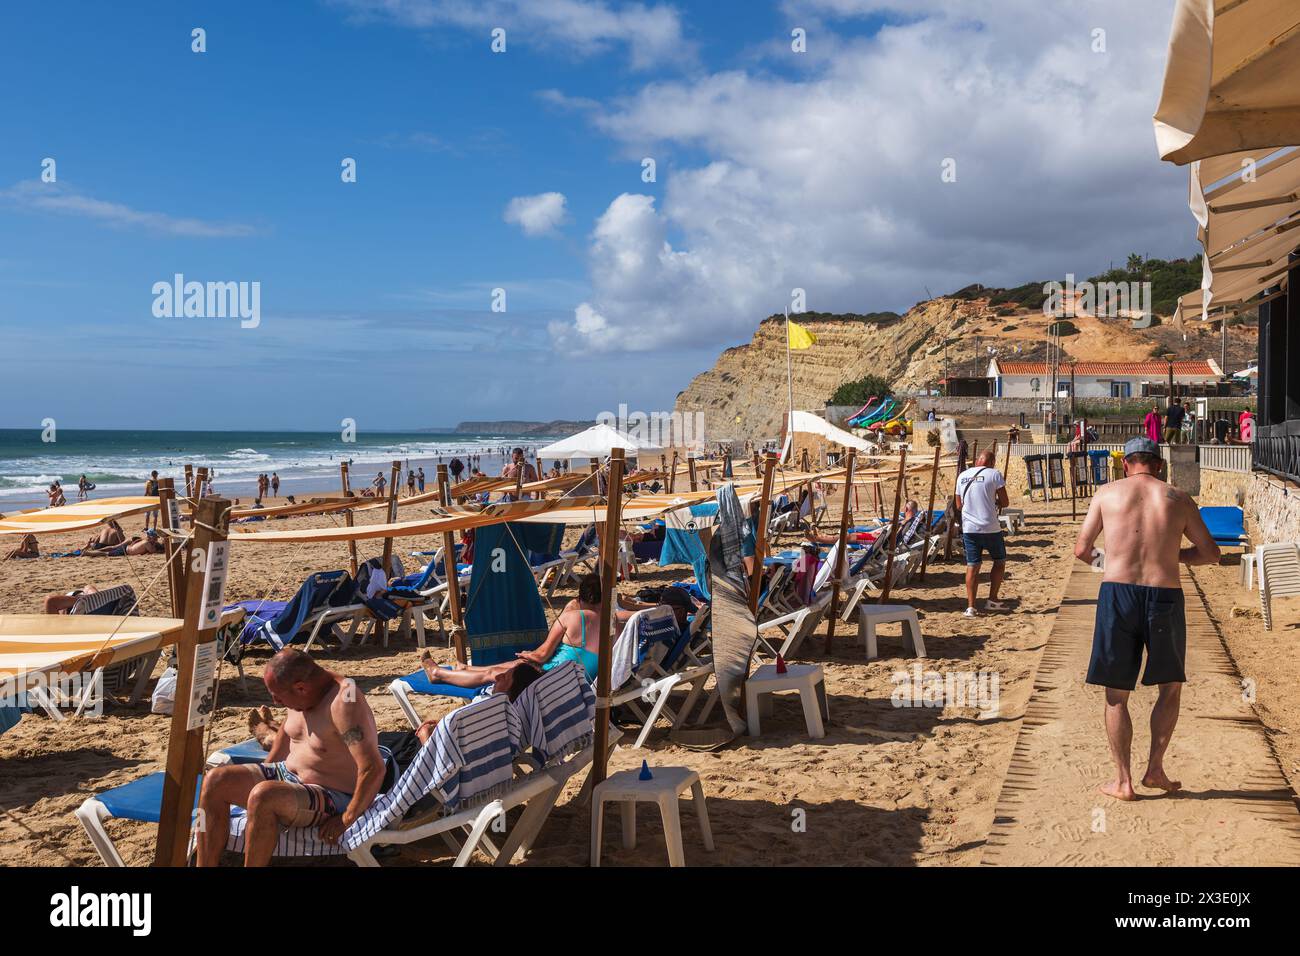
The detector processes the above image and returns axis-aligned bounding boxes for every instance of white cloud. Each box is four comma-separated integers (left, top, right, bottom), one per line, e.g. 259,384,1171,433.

552,1,1194,352
2,180,256,238
330,0,693,69
504,192,569,236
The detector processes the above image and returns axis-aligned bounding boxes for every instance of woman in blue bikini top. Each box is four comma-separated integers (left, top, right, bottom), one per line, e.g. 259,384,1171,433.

420,573,605,688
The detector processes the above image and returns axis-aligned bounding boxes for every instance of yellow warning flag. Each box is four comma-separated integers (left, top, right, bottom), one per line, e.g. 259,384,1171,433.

787,319,817,350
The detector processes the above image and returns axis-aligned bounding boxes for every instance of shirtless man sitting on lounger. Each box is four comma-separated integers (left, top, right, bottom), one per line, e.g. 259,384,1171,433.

1073,437,1219,801
197,649,385,866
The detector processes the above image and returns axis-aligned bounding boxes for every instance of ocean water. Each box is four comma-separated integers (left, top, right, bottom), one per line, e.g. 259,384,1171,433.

0,429,559,510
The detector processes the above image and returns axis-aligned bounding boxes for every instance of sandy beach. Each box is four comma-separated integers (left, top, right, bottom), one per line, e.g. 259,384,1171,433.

1,485,1083,867
6,480,1300,868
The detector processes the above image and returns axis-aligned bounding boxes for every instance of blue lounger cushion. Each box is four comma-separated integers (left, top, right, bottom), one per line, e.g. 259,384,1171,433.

1199,506,1247,546
95,772,201,823
399,668,486,700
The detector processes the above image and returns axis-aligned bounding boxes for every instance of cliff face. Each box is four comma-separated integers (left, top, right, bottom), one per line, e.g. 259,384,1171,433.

674,299,995,440
454,420,593,436
673,297,1257,441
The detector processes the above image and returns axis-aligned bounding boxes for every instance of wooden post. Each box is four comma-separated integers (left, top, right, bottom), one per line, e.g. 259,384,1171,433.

687,457,698,491
825,449,857,652
1002,434,1013,492
381,460,400,576
157,479,184,617
918,443,941,582
183,464,194,499
437,465,467,664
339,462,359,577
748,452,778,613
186,467,208,569
668,451,679,492
154,495,230,866
943,450,961,562
1070,443,1079,520
590,448,626,792
877,448,908,604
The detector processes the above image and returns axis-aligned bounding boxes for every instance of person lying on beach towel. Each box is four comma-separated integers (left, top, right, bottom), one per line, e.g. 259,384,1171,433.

197,649,386,867
4,533,39,560
88,528,163,557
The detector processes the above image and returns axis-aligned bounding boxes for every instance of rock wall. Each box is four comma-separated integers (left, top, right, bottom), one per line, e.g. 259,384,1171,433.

1244,474,1300,545
1199,468,1251,508
674,299,999,442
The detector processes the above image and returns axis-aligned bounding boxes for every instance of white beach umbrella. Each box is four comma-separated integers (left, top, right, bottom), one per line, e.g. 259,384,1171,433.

536,422,662,460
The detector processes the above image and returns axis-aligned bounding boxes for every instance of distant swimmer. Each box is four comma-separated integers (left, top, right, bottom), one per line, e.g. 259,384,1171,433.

1073,437,1219,801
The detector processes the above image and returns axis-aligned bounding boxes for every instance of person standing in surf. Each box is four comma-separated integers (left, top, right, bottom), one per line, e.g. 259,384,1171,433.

1073,437,1219,801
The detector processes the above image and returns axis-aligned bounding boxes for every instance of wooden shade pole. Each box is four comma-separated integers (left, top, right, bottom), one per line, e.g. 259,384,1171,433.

154,495,230,866
157,479,184,617
825,449,857,652
590,448,626,792
381,460,400,576
339,462,359,577
687,457,698,491
877,448,908,604
437,465,467,664
749,452,778,613
186,467,208,570
183,464,194,500
943,448,961,562
918,443,941,582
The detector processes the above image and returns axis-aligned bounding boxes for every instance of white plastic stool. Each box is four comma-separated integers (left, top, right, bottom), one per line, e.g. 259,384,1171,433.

856,604,925,659
1240,551,1256,590
999,509,1025,534
590,766,713,867
744,662,828,738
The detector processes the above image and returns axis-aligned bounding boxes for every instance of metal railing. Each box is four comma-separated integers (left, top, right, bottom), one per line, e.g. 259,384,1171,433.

1197,444,1252,473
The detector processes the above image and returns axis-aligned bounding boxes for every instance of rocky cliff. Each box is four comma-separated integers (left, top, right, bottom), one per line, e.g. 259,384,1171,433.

673,298,1255,441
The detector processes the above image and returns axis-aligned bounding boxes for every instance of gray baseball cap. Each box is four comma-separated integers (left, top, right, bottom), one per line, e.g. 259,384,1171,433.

1123,436,1158,458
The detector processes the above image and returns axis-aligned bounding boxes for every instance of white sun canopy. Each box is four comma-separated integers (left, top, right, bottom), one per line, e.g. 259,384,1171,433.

537,423,662,460
789,410,879,453
1154,0,1300,166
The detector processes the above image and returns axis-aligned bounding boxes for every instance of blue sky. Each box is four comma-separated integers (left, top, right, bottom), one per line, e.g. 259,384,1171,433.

0,0,1192,430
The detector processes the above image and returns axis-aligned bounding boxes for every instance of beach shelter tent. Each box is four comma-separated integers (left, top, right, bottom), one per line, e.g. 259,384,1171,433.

537,423,662,460
1154,0,1300,166
789,410,879,453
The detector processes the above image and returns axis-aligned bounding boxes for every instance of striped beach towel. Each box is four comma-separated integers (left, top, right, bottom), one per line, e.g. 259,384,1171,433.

513,660,595,765
222,694,521,858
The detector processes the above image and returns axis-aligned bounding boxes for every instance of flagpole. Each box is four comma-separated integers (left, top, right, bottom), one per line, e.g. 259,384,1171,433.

785,307,794,463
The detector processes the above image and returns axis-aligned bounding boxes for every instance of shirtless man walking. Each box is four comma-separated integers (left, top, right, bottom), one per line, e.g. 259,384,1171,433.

1073,437,1219,800
197,649,385,866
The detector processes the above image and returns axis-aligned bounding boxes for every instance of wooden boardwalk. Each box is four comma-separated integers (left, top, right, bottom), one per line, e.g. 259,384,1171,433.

982,562,1300,866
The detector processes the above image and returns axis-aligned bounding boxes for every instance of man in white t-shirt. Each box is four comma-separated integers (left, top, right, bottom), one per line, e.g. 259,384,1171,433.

955,449,1009,617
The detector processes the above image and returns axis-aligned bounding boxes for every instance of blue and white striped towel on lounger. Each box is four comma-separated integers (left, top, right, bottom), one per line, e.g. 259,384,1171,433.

512,660,595,765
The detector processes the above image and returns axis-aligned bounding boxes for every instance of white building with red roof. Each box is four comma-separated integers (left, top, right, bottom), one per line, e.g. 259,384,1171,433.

987,358,1224,399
